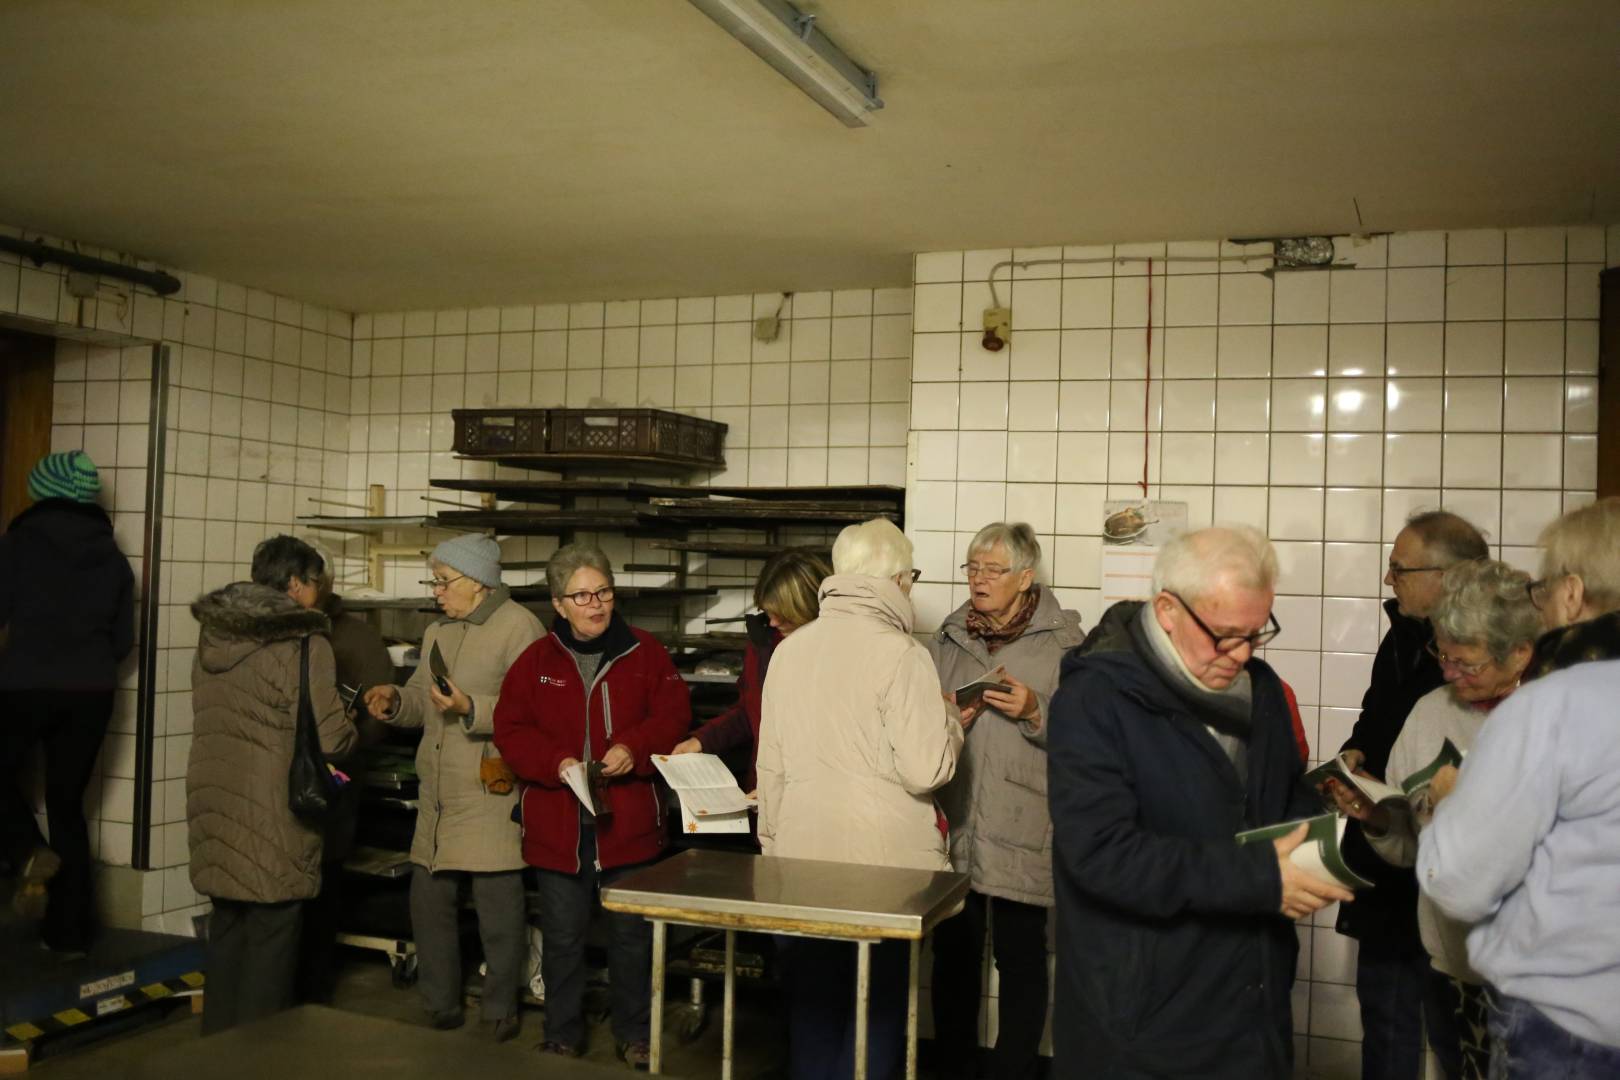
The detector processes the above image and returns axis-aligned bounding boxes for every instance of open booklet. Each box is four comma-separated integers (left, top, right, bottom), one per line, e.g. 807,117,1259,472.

1304,738,1466,812
560,760,609,817
953,667,1012,711
1236,813,1374,890
652,753,755,834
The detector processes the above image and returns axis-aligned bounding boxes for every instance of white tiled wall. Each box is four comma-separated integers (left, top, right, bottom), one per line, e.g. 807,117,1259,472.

905,226,1617,1076
344,289,912,611
3,222,354,931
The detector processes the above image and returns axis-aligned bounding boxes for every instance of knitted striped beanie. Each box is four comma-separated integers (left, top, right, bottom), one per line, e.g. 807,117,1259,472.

27,450,101,504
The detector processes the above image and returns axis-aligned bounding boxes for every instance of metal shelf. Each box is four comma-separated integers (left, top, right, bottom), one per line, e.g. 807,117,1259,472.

297,515,446,535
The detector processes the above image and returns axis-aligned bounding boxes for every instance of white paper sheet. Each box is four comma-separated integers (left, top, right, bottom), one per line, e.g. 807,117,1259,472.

560,761,595,811
652,753,754,815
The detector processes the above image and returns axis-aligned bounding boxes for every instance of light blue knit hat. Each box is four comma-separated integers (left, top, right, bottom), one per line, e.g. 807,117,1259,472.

27,450,101,504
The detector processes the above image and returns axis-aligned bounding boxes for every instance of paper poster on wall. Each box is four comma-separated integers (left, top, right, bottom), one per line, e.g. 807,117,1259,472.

1099,500,1188,603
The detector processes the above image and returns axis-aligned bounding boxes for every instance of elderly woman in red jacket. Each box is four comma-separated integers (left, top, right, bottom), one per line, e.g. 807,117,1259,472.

494,543,690,1068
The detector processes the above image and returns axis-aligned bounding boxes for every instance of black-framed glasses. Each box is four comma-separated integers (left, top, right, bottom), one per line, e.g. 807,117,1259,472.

561,585,615,607
961,562,1012,581
1387,563,1444,579
1166,591,1281,654
1425,639,1491,677
909,568,923,583
420,573,469,592
1525,576,1569,611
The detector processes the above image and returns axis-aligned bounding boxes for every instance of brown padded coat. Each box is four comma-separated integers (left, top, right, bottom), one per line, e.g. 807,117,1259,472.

187,583,356,903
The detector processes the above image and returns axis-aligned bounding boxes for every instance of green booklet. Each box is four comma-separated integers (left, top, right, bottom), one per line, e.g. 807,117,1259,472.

1236,812,1374,890
1303,738,1465,813
1398,738,1465,797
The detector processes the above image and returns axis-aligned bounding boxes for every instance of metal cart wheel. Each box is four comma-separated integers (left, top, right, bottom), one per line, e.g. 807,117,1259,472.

391,951,419,988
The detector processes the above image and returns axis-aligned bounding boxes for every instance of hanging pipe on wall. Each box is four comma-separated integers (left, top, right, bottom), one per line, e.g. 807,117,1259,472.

0,234,182,296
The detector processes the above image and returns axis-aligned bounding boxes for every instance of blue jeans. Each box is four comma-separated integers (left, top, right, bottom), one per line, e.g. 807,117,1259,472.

1355,937,1430,1080
1488,994,1620,1080
782,936,910,1080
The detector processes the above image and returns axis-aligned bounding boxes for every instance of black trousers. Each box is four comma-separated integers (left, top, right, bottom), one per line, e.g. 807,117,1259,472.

0,689,112,951
203,898,303,1035
532,827,652,1048
929,890,1050,1080
784,935,910,1080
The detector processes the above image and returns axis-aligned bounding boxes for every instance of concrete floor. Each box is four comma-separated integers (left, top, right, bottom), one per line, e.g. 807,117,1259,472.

20,946,795,1078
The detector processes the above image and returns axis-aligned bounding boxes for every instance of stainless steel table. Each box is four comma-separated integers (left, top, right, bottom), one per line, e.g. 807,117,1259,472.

601,849,969,1080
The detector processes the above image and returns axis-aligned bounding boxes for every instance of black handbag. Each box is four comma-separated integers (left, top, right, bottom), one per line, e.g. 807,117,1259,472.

288,635,336,822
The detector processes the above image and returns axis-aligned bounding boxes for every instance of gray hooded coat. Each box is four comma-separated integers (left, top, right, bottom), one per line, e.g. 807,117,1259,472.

187,583,356,903
927,587,1083,907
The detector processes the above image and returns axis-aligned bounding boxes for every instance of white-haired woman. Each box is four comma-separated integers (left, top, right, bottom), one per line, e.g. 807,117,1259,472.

1340,560,1541,1080
927,522,1082,1080
1419,498,1620,1078
757,517,965,1080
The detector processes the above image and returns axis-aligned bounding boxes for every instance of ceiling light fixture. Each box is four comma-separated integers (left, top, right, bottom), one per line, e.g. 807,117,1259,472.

688,0,883,127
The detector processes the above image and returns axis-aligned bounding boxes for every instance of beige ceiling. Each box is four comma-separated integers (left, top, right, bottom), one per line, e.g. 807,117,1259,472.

1,1,1615,312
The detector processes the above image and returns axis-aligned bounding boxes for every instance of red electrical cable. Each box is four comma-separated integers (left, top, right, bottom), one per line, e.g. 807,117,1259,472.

1141,257,1153,499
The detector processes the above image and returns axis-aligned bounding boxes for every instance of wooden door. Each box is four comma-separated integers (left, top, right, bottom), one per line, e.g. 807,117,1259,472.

1600,268,1617,499
0,329,56,528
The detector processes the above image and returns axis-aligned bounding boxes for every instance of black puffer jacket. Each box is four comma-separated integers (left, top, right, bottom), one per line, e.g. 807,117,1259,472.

1048,601,1319,1080
0,499,134,691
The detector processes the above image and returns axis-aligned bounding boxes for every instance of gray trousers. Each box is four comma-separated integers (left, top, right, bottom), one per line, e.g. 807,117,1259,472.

409,865,527,1022
203,898,302,1036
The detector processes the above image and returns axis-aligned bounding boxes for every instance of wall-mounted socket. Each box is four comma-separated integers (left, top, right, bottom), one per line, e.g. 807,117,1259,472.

981,306,1011,351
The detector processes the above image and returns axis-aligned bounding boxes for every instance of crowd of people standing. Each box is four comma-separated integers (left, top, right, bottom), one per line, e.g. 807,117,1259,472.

5,441,1617,1080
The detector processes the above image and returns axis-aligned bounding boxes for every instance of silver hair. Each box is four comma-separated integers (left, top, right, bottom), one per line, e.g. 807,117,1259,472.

1430,559,1542,663
967,522,1041,575
546,542,615,596
831,518,913,579
1151,525,1279,601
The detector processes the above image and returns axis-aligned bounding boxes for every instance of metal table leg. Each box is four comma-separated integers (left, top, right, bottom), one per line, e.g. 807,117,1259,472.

650,919,667,1074
722,929,736,1080
854,939,872,1080
905,937,920,1080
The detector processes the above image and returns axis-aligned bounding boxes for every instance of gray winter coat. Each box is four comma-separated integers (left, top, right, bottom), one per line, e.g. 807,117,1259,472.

187,584,356,903
928,587,1083,906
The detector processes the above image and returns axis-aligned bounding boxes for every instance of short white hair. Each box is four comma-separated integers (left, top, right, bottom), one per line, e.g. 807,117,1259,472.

967,522,1041,574
832,518,913,579
1151,525,1278,602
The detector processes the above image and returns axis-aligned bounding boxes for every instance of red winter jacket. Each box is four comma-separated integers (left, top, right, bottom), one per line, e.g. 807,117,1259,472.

692,615,780,791
493,617,691,873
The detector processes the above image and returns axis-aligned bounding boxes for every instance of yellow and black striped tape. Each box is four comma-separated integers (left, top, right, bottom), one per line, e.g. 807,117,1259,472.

3,972,203,1044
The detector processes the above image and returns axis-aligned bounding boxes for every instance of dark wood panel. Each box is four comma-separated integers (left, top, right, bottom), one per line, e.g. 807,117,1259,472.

1599,268,1618,499
0,329,56,527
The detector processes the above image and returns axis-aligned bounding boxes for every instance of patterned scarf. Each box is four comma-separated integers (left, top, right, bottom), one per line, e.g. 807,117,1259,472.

964,586,1039,654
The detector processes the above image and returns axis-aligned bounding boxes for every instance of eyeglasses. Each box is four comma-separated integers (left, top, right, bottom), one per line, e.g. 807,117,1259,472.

420,574,470,592
1525,576,1568,611
908,568,923,583
961,562,1013,581
1166,591,1281,654
561,586,615,607
1425,640,1491,677
1387,562,1444,580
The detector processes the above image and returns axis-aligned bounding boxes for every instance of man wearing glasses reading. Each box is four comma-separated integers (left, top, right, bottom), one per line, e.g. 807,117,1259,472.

1332,510,1487,1080
1047,526,1338,1079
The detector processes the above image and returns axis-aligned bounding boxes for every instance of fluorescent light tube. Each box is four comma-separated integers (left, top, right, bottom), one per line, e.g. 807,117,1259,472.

688,0,883,127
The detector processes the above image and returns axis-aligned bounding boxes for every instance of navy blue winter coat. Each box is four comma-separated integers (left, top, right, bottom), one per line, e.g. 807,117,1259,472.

1047,602,1321,1080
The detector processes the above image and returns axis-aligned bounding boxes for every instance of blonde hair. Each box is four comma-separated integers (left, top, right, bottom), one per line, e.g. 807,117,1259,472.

755,549,832,628
1151,525,1279,601
831,518,913,579
1539,497,1620,613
